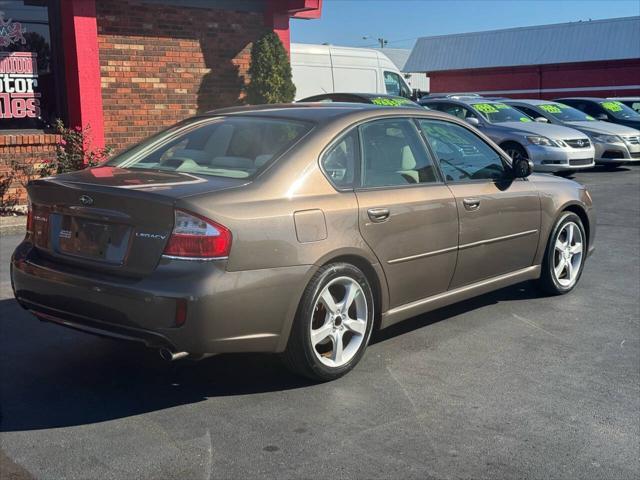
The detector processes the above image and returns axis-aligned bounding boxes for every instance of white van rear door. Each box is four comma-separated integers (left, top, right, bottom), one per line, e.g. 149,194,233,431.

290,44,334,100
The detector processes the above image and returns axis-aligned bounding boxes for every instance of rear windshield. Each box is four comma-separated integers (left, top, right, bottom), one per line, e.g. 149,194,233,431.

470,102,533,123
107,116,312,179
536,103,596,122
599,101,640,121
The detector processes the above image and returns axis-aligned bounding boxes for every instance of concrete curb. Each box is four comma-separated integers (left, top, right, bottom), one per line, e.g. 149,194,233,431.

0,216,26,236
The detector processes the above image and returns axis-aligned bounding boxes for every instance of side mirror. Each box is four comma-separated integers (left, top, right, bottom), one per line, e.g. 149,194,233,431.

465,117,480,126
595,113,608,121
534,116,549,123
411,89,426,101
512,157,533,178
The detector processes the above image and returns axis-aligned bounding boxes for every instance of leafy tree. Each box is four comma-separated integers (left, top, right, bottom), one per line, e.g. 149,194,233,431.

246,32,296,104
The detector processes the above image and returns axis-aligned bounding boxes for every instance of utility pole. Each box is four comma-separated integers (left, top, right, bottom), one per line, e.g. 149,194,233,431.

362,35,388,48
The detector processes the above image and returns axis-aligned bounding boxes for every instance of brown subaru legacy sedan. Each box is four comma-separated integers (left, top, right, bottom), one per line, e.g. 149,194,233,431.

11,104,595,381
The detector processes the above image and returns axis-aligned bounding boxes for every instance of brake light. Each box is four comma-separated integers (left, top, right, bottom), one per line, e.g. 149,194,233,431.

163,209,232,258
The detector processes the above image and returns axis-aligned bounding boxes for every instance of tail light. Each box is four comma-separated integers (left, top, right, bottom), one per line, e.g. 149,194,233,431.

26,201,49,246
163,209,232,259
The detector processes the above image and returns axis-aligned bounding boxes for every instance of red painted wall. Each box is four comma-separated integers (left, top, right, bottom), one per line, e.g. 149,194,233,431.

429,59,640,99
61,0,105,148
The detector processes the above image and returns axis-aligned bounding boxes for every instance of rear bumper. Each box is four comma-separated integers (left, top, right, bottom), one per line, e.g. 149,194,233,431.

11,242,312,355
526,144,596,172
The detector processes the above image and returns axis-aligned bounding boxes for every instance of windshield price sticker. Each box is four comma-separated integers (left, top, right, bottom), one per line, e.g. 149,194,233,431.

494,103,510,110
472,103,499,114
519,117,532,122
371,97,412,107
540,104,562,114
601,101,623,112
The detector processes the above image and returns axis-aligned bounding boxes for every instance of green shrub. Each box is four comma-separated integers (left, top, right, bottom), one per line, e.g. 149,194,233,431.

246,32,296,104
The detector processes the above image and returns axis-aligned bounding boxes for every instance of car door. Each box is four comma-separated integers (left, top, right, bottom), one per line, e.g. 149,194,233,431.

353,117,458,308
417,118,541,289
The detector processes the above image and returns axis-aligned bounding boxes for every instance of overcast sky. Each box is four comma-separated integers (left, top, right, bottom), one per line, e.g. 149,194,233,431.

291,0,640,49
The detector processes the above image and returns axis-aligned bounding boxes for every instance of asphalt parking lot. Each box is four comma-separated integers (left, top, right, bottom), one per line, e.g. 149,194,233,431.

1,166,638,480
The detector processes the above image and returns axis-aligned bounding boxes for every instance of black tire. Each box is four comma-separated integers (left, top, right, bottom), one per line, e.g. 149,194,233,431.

537,212,587,295
502,143,529,163
282,263,375,382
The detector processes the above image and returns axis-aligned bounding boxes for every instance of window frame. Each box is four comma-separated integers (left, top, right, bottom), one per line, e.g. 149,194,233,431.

415,117,514,186
318,126,361,191
383,70,412,99
355,116,444,191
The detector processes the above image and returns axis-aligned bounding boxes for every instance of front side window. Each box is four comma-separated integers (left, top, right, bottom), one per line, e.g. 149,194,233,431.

384,71,411,98
359,118,437,188
322,129,358,188
108,116,312,179
435,103,478,120
418,119,506,182
470,102,533,124
0,1,58,129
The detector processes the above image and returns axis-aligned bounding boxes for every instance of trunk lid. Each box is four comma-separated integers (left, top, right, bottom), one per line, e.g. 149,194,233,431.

27,166,245,276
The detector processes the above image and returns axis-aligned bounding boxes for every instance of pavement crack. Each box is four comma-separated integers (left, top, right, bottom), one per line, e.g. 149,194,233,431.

511,313,567,343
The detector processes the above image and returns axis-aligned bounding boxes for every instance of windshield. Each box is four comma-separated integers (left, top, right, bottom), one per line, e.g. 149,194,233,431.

107,117,312,179
470,102,533,123
537,103,596,122
599,100,640,120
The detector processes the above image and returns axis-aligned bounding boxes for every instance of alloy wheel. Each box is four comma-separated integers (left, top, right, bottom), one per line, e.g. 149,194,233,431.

553,221,583,287
310,276,368,368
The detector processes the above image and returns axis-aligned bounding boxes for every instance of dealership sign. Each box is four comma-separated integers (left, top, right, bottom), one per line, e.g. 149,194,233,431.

0,11,26,47
0,52,41,119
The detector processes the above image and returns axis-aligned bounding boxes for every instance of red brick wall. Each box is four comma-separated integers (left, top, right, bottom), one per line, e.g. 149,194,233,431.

96,0,266,149
0,133,59,209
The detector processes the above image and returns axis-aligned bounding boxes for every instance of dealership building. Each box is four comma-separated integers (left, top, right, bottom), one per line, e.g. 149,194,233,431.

0,0,322,206
404,16,640,99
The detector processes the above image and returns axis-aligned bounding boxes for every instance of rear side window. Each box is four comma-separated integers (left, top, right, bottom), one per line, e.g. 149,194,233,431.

359,118,437,188
108,117,312,179
322,129,358,188
418,119,506,182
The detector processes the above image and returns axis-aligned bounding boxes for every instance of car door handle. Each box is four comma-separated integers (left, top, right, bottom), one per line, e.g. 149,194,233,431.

463,198,481,211
367,208,390,223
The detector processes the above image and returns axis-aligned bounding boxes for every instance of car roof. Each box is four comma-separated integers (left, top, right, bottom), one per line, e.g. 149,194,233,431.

297,93,421,105
203,102,442,124
421,97,505,106
608,97,640,101
303,93,396,99
505,99,562,106
554,97,607,102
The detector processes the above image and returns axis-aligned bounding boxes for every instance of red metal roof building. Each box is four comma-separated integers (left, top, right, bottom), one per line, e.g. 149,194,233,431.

404,16,640,99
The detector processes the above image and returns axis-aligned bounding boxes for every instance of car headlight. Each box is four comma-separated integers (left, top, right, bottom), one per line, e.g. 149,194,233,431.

527,135,559,147
591,134,621,144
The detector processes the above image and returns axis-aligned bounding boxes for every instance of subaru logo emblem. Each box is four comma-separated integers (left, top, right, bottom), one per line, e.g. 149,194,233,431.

79,195,94,206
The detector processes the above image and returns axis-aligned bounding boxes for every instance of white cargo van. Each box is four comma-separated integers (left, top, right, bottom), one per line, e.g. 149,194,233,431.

290,43,414,101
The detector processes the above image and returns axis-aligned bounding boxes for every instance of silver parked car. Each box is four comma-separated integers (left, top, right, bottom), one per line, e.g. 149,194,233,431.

420,97,595,173
506,99,640,167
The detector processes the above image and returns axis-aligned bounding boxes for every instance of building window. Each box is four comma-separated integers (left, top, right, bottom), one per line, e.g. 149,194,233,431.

0,0,59,130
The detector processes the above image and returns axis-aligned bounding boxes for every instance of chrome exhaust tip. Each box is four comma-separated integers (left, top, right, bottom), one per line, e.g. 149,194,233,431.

159,348,189,361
